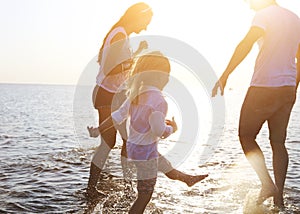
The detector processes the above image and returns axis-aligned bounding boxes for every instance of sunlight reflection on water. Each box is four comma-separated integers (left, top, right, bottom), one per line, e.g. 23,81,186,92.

0,84,299,213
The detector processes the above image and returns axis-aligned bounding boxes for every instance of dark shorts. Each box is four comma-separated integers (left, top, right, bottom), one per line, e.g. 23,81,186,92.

92,86,128,139
239,86,296,143
92,85,127,111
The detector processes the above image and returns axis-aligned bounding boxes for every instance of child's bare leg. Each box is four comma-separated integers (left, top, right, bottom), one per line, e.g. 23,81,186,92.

165,169,208,187
129,178,156,214
158,155,208,187
129,191,153,214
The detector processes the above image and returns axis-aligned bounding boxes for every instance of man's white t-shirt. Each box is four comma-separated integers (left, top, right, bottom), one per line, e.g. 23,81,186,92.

251,5,300,87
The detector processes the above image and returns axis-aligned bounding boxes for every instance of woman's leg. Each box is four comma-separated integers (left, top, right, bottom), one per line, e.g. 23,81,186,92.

117,120,132,181
111,90,134,185
87,107,117,198
120,141,134,188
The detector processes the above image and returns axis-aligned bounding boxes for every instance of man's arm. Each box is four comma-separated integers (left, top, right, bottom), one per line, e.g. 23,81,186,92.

212,26,264,96
296,44,300,90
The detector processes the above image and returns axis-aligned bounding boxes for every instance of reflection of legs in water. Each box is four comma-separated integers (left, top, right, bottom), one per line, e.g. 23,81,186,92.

158,155,208,187
239,136,278,204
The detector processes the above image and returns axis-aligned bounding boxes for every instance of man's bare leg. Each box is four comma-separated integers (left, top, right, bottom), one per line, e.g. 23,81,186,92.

240,136,278,204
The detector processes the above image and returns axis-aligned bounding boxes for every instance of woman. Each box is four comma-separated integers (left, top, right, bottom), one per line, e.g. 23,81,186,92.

87,2,153,199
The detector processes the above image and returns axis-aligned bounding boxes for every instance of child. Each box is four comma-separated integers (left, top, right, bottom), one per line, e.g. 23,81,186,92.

90,51,207,213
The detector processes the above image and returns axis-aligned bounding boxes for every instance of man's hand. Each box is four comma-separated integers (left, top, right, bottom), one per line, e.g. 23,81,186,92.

212,75,228,97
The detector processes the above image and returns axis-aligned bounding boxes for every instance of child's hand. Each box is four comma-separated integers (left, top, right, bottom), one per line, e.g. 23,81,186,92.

165,117,177,133
87,126,100,138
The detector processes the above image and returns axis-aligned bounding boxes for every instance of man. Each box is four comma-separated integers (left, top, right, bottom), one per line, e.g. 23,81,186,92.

212,0,300,207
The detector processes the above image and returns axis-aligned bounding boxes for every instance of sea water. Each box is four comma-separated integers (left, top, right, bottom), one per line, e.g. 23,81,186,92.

0,83,299,213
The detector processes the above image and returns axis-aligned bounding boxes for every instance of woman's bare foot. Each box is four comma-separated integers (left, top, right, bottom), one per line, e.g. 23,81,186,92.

185,174,208,187
86,187,107,199
256,184,278,205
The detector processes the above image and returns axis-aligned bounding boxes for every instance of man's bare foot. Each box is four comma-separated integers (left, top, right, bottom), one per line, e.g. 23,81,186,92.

185,174,208,187
257,184,278,205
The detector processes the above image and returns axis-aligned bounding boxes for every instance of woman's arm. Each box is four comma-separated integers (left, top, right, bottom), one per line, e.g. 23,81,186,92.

87,116,115,138
88,99,130,138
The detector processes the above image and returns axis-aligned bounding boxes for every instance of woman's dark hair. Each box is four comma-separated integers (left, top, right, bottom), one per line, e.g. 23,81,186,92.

98,2,152,63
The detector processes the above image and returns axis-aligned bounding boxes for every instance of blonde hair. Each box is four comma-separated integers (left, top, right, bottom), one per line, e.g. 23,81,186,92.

127,51,171,104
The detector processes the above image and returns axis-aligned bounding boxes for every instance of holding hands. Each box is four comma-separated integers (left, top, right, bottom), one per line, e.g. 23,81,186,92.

87,126,100,138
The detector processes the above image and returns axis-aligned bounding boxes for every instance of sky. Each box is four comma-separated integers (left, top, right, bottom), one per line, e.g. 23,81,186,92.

0,0,299,86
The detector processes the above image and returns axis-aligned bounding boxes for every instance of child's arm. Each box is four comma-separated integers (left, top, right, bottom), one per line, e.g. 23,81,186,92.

149,112,177,139
162,117,177,139
165,117,177,133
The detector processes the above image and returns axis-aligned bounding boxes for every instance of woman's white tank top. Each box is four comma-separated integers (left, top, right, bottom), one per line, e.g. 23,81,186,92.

96,26,132,93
